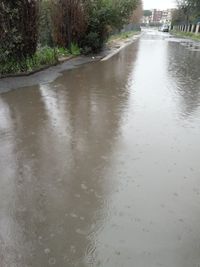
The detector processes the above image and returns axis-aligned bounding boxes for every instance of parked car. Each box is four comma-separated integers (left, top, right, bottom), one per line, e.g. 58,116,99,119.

160,25,169,32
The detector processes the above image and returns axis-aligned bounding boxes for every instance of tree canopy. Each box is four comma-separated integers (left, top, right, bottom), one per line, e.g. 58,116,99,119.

143,10,152,17
173,0,200,23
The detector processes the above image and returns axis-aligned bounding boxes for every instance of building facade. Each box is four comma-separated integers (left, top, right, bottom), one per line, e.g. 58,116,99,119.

142,9,175,25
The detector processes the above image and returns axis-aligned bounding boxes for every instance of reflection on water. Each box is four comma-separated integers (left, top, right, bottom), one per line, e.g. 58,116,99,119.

0,42,139,267
167,40,200,119
0,30,200,267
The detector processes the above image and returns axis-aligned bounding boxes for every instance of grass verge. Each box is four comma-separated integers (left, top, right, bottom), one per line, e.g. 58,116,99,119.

0,44,80,76
107,31,139,44
171,30,200,42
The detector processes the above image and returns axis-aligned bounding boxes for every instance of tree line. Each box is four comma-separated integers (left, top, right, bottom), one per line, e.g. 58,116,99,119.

172,0,200,24
0,0,140,68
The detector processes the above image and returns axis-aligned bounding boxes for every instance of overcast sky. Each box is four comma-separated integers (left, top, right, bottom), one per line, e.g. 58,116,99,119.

143,0,176,10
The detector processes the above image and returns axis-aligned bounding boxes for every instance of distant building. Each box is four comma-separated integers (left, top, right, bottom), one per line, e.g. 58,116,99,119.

160,9,175,24
161,10,168,23
142,9,175,25
152,9,163,23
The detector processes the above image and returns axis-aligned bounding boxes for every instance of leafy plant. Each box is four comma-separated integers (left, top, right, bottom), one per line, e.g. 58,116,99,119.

56,47,70,57
0,0,39,60
0,47,58,76
81,0,139,53
70,43,81,56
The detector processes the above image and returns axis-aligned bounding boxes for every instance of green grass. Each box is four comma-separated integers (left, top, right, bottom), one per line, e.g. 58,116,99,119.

108,31,139,43
70,43,81,56
0,45,81,76
171,30,200,41
56,47,71,57
0,46,58,75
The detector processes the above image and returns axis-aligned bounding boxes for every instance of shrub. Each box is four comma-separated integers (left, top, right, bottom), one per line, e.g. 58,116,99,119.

0,0,39,60
81,0,140,53
0,47,58,75
81,32,102,54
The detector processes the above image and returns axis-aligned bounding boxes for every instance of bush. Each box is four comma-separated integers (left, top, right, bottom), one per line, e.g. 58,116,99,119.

81,32,102,54
80,1,113,53
81,0,139,53
0,47,58,75
0,1,39,60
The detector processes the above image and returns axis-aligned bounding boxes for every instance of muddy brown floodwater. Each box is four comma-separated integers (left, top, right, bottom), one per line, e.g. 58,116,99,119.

0,29,200,267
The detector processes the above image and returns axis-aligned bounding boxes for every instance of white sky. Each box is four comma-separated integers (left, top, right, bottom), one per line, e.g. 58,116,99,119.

143,0,176,10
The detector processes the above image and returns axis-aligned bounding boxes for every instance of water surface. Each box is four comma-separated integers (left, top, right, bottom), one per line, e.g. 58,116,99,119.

0,29,200,267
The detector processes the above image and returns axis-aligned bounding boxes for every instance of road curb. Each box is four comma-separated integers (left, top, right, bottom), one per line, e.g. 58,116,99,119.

101,33,142,62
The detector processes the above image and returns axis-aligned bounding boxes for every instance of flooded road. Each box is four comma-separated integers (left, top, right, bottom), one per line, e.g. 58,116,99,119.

0,29,200,267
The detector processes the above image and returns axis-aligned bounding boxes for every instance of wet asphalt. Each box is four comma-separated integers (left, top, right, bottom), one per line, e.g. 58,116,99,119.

0,29,200,267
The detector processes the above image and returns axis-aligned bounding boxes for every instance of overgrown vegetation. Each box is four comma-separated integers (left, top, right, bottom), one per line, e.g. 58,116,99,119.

0,0,141,75
0,47,57,75
171,30,200,41
39,0,54,47
0,0,39,60
51,0,88,50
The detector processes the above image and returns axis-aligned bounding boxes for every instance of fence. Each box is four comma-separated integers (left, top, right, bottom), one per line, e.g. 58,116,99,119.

172,23,200,34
